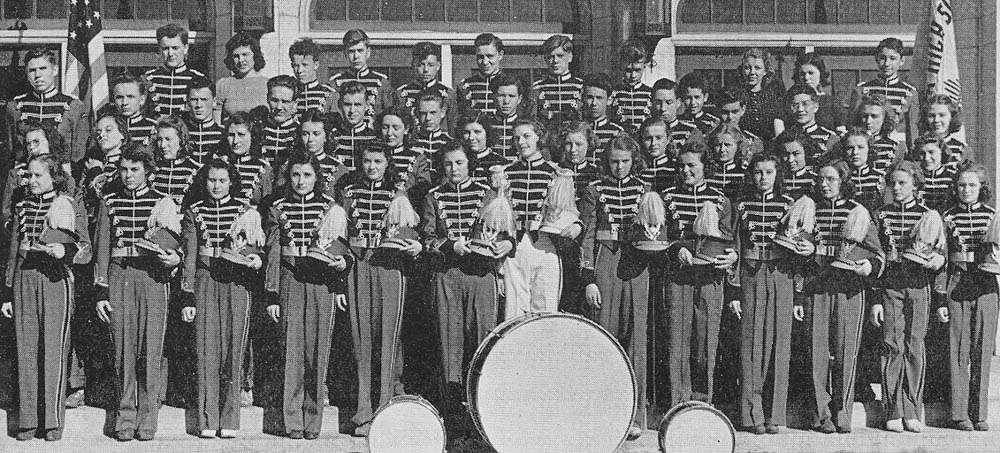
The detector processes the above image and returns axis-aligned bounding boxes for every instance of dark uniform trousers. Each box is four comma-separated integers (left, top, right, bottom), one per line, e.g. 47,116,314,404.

594,243,650,428
435,263,499,385
348,250,406,425
13,264,74,430
807,268,866,428
946,269,999,423
878,264,931,420
108,261,170,435
278,259,338,434
739,260,794,427
195,265,253,431
667,265,726,405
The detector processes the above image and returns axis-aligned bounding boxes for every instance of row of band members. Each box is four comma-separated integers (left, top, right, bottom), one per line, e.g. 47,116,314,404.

5,24,946,173
2,98,992,443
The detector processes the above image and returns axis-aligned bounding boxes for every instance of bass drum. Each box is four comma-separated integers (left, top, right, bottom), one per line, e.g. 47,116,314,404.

467,313,636,453
657,401,735,453
368,395,446,453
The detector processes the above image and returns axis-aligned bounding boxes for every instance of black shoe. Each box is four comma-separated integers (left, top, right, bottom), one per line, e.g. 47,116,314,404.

115,428,135,441
954,420,974,431
836,426,852,434
765,424,779,434
44,429,62,441
814,419,836,434
135,430,155,441
974,421,990,431
287,430,304,439
748,425,766,435
304,431,319,440
15,429,35,441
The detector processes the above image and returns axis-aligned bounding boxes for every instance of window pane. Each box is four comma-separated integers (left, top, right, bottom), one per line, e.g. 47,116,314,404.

712,0,742,24
36,0,68,18
349,0,379,20
900,0,921,24
4,0,30,19
314,0,346,20
415,0,444,21
481,0,508,22
512,0,540,22
680,0,711,23
137,0,169,20
447,0,476,22
174,0,207,29
871,0,898,24
814,0,834,24
830,69,859,98
776,0,806,24
837,0,867,24
746,0,773,24
546,0,574,23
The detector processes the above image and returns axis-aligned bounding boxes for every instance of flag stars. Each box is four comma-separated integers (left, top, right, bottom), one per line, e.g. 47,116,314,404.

85,19,93,27
94,11,100,19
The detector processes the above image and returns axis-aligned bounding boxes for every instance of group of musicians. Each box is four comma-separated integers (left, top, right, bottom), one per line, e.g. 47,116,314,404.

0,23,995,446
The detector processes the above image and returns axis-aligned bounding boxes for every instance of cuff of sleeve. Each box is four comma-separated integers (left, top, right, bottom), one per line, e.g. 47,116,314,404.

94,285,109,301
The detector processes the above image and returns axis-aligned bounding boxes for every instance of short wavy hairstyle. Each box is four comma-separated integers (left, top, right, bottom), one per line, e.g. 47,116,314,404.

224,33,266,74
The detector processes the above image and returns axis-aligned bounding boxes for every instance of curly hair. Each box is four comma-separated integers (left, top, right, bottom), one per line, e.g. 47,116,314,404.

706,123,753,165
884,159,925,192
435,139,479,180
811,158,855,201
281,150,327,198
557,120,598,164
457,111,495,150
793,52,832,88
773,128,824,167
953,161,992,204
743,152,787,197
219,112,263,160
912,132,950,164
191,158,245,202
27,153,71,194
853,94,898,137
225,33,266,74
19,120,66,160
919,93,963,135
119,141,157,174
677,140,717,181
297,109,336,153
601,134,646,177
153,115,190,160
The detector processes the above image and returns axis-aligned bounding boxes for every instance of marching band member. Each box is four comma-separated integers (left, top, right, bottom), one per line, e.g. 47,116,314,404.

730,153,805,434
339,143,422,436
804,159,884,434
579,134,649,438
151,116,201,209
871,161,946,433
219,112,273,207
264,150,348,439
93,144,183,441
2,154,90,441
940,162,998,432
422,141,507,426
662,140,737,405
180,160,265,438
457,112,508,185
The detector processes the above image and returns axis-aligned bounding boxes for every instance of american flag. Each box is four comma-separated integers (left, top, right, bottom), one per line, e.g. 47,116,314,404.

64,0,109,113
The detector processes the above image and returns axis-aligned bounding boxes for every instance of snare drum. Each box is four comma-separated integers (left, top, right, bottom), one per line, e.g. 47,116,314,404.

657,401,735,453
368,395,446,453
467,313,636,453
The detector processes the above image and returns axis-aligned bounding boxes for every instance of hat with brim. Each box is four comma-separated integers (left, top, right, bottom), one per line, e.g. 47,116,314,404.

830,241,871,271
468,238,508,259
979,244,1000,274
135,228,181,254
691,237,730,266
901,247,935,267
379,226,420,250
38,227,78,245
538,212,579,235
772,231,814,252
630,223,674,252
306,239,350,264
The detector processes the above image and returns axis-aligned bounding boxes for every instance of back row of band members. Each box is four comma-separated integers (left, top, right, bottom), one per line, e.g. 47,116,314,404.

6,25,940,169
1,99,994,442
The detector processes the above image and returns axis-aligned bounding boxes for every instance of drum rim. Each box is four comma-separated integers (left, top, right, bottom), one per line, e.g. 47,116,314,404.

656,401,736,453
465,312,638,452
368,394,446,453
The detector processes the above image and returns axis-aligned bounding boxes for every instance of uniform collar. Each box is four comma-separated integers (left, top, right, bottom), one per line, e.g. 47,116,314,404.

165,64,188,74
802,122,818,133
350,122,367,134
522,154,545,167
653,154,671,168
129,184,150,197
476,148,495,160
33,87,59,100
684,182,708,193
960,201,982,210
352,67,371,78
574,161,592,172
895,198,917,209
302,79,319,89
448,177,474,191
296,191,317,202
213,195,232,205
878,74,900,85
591,116,608,128
555,72,573,82
37,189,57,200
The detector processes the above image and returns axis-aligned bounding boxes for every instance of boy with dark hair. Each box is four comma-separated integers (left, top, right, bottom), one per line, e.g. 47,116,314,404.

488,73,525,162
251,75,300,168
716,87,764,157
678,72,721,134
144,24,206,117
411,89,453,176
328,29,398,127
581,73,624,150
786,83,840,155
332,81,378,171
849,37,918,140
651,78,703,149
5,48,89,164
610,40,653,133
396,42,458,133
531,35,583,126
289,37,336,116
457,33,505,117
183,76,224,164
111,74,157,145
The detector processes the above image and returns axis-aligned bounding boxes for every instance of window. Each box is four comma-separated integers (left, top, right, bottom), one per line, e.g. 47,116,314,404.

312,0,574,30
2,0,68,19
680,0,923,26
103,0,208,30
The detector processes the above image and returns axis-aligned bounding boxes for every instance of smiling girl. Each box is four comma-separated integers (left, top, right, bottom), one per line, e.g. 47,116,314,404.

919,94,966,168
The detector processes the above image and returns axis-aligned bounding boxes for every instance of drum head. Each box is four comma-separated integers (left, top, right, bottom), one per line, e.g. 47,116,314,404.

658,401,735,453
469,313,636,453
368,396,445,453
